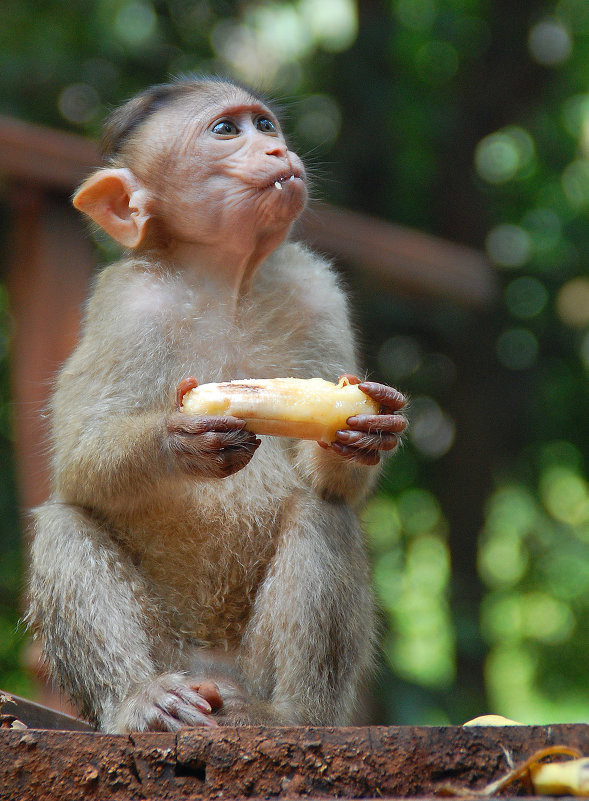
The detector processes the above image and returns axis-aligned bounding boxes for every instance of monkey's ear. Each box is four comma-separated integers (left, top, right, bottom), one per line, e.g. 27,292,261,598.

73,168,151,248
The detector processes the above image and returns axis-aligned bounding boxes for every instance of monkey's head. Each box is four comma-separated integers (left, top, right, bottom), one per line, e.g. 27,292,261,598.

73,78,307,254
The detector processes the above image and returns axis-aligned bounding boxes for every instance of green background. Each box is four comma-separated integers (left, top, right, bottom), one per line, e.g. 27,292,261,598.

3,0,589,725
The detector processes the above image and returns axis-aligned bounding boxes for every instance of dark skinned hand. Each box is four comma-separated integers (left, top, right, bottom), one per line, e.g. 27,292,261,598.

167,377,261,479
319,375,407,466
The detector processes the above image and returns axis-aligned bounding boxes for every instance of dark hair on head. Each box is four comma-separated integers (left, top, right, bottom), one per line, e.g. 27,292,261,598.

101,75,271,161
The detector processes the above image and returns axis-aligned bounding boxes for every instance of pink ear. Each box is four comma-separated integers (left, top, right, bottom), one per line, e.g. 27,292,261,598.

73,168,151,248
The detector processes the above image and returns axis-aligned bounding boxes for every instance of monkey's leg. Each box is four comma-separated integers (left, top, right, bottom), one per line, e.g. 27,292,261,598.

239,493,377,726
27,501,216,732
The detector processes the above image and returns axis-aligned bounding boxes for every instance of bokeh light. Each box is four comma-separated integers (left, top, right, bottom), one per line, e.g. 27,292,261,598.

378,336,422,381
562,159,589,210
408,396,455,459
505,277,548,320
475,127,535,185
294,94,342,150
486,223,532,268
556,277,589,328
522,208,562,254
365,488,454,690
114,0,158,46
540,465,589,526
210,0,357,88
298,0,357,52
478,535,529,589
528,18,572,66
58,83,100,125
481,592,574,645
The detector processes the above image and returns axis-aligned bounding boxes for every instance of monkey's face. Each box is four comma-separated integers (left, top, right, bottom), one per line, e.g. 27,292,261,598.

150,89,307,247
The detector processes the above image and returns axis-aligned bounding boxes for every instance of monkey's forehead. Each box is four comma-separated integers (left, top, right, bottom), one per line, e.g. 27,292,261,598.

167,84,271,123
137,88,279,153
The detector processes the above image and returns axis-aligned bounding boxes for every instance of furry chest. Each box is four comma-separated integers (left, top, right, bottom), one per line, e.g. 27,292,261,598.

136,503,280,647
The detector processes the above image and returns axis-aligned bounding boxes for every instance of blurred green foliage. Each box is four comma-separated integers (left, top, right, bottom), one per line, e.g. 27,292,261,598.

2,0,589,724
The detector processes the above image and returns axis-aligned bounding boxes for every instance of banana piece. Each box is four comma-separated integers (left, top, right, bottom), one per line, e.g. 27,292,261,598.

180,376,380,443
463,714,523,726
530,758,589,796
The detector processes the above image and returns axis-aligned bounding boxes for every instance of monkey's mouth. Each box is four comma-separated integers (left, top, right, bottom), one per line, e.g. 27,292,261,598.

265,172,304,192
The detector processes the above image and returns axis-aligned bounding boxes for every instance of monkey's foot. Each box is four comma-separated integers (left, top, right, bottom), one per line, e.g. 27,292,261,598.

113,673,219,733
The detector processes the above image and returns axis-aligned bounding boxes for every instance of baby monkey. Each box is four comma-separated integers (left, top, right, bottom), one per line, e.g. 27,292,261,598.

27,77,407,732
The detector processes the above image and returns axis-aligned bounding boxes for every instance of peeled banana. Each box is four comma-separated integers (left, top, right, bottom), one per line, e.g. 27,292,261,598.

180,376,380,443
530,757,589,796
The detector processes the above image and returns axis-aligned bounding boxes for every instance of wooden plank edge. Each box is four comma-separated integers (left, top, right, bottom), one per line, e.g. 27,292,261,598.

0,690,94,731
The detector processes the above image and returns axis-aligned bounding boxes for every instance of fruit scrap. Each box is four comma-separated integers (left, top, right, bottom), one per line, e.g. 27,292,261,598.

439,746,588,797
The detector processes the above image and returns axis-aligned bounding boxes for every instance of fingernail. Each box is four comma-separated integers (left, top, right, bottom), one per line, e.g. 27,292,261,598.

331,442,353,456
336,430,360,443
196,698,212,713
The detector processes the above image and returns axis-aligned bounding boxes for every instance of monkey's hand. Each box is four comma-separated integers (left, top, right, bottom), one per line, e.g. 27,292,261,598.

320,375,407,466
114,673,222,732
166,411,261,478
167,377,261,478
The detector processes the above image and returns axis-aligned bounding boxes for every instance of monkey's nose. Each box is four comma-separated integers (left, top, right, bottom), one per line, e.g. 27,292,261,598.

265,143,288,158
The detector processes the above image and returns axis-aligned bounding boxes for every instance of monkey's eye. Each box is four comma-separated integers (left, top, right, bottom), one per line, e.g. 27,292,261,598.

256,116,278,135
211,120,239,137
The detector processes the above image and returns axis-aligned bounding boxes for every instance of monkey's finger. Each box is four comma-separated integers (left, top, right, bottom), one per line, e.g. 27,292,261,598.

176,376,199,409
139,701,217,731
169,424,259,453
168,412,249,435
328,442,382,466
152,705,218,730
142,708,183,732
358,382,406,412
334,430,400,451
173,435,261,478
164,690,220,728
213,442,262,478
193,415,251,433
345,413,407,435
196,429,261,455
150,686,219,729
169,685,214,715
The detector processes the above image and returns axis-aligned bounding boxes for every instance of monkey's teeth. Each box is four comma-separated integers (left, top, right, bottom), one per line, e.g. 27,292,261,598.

274,181,283,191
289,174,295,181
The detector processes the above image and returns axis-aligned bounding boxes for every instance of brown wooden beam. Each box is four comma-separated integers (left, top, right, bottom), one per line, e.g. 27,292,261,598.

0,691,92,732
298,204,498,308
1,723,588,800
0,115,98,191
0,115,497,307
6,184,95,511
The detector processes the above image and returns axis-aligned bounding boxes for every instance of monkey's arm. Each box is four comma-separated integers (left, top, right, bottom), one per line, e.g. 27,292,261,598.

295,377,406,505
52,405,259,516
27,502,218,732
294,436,379,505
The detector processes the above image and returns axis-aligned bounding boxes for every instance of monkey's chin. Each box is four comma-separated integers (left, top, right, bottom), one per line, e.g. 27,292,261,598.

265,178,307,219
